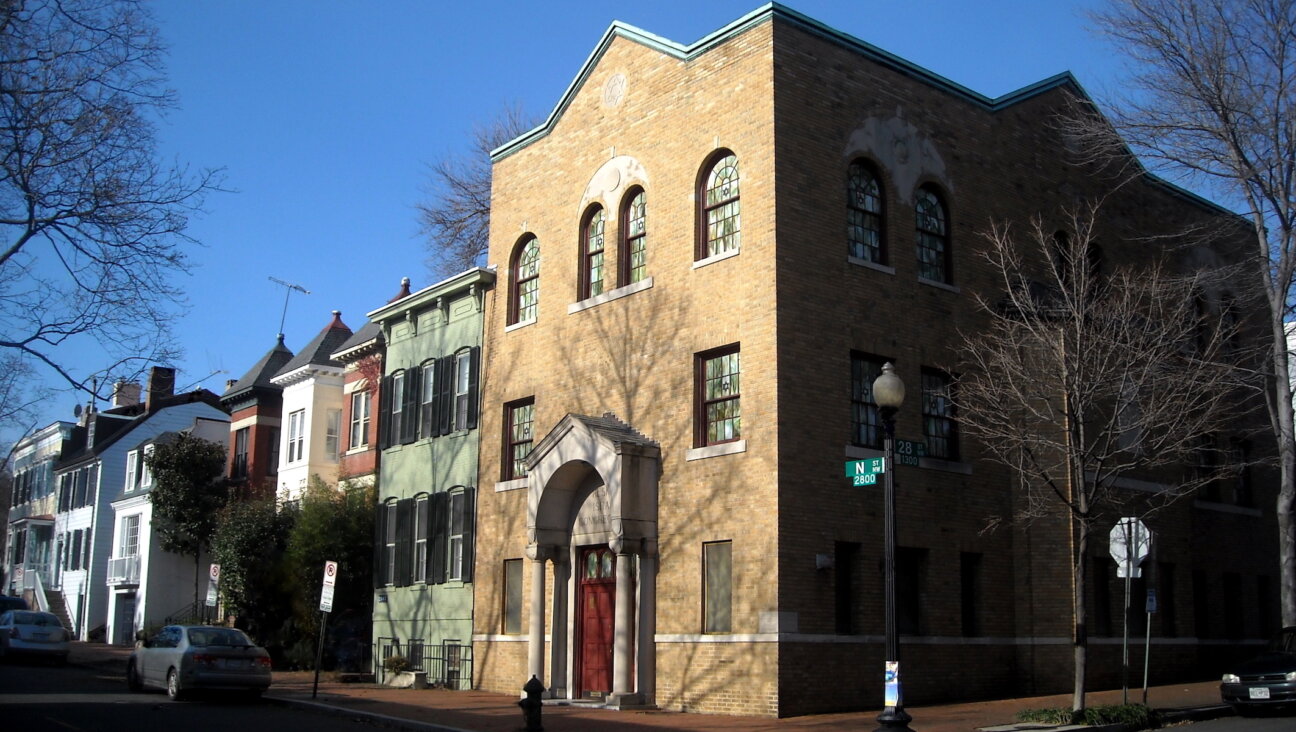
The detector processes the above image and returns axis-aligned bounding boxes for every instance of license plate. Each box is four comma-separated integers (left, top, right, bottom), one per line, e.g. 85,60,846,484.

1249,687,1271,699
33,633,48,640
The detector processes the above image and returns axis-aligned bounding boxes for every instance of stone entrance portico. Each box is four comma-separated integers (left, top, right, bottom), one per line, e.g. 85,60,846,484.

524,413,660,707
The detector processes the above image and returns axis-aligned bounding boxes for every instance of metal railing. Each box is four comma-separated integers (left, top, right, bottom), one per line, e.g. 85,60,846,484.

106,556,141,585
376,637,472,689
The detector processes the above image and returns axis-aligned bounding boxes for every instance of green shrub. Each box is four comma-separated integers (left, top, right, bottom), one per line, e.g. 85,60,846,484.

383,655,412,674
1016,704,1156,728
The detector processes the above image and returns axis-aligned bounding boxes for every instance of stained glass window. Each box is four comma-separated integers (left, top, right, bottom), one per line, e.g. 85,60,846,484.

848,162,883,262
851,353,885,449
703,154,741,258
512,237,539,323
583,207,605,298
916,187,949,283
699,347,741,446
622,190,647,285
506,398,534,479
921,369,956,459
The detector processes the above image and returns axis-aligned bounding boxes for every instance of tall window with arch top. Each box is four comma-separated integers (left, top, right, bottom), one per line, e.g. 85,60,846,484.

510,236,539,324
581,206,606,299
700,152,740,259
847,161,884,263
915,186,950,283
620,189,647,285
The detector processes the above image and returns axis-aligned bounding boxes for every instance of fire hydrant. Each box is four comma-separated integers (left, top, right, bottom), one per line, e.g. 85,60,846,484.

519,675,545,732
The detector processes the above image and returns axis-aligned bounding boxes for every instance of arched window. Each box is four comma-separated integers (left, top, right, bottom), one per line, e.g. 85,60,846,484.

699,151,740,259
915,186,950,283
847,161,884,263
510,236,539,324
619,188,647,286
580,206,606,299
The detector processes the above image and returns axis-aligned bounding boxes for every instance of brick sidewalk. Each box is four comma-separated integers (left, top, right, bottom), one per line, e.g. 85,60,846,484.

69,642,1229,731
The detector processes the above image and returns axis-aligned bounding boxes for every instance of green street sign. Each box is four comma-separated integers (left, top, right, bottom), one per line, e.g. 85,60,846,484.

895,439,926,467
853,474,879,486
846,457,886,478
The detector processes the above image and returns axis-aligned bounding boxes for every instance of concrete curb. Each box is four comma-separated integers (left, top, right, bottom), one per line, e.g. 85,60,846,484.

264,693,477,732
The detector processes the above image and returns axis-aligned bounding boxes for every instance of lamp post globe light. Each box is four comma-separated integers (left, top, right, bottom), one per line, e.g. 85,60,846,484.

872,362,913,732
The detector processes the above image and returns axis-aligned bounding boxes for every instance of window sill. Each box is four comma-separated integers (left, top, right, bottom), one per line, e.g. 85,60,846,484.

568,277,655,314
495,477,528,492
1192,500,1261,517
686,440,747,461
917,276,961,294
847,256,895,275
844,444,884,459
692,248,740,270
505,318,536,334
344,445,371,456
918,456,972,474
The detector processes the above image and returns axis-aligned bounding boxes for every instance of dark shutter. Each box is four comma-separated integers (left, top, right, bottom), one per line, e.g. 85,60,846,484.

401,367,419,445
430,491,448,584
373,504,387,589
395,498,414,587
465,347,481,430
378,375,393,450
461,487,475,582
438,357,453,437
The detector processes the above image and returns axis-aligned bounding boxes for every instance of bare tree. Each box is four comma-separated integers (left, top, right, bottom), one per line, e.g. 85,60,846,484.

417,104,536,280
0,0,219,422
955,204,1245,714
1086,0,1296,626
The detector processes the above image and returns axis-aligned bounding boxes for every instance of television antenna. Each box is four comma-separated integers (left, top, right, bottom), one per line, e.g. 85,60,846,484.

269,276,311,337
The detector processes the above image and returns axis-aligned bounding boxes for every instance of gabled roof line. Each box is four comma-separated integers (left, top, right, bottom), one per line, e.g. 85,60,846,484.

492,3,1084,162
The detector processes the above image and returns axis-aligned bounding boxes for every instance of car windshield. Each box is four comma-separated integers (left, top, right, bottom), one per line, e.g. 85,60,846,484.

187,628,252,647
11,611,60,627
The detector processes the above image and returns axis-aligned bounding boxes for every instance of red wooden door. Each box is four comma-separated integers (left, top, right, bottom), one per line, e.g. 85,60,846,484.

578,548,616,697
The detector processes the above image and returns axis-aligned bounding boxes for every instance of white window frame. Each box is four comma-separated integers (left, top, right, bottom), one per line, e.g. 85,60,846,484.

349,390,370,450
413,495,428,583
120,515,140,558
453,351,471,430
384,501,397,586
325,409,341,460
139,445,154,489
124,451,138,492
448,491,466,580
288,409,306,463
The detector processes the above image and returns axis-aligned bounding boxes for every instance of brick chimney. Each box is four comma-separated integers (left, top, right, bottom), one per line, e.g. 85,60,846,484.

111,380,142,408
145,366,176,412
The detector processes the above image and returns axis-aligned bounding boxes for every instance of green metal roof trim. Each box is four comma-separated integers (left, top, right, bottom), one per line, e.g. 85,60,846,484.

490,3,1086,162
490,2,1236,219
367,266,496,323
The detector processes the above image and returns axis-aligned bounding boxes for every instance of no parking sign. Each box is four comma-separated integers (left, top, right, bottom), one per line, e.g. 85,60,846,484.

319,560,337,612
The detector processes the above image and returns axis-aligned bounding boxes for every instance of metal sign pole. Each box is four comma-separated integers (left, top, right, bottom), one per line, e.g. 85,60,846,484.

312,609,328,699
1122,521,1132,705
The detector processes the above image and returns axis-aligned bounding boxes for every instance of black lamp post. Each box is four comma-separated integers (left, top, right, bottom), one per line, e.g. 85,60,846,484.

872,362,913,732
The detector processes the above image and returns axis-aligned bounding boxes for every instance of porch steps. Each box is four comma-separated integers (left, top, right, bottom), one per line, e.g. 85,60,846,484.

45,589,74,636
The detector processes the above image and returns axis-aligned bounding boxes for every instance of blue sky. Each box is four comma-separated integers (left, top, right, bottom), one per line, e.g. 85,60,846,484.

36,0,1128,430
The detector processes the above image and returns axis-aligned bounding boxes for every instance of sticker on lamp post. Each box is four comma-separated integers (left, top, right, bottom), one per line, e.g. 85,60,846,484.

884,661,901,707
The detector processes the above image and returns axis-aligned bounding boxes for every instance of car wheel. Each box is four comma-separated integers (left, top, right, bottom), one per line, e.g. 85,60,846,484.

166,668,185,701
126,662,142,692
244,688,264,700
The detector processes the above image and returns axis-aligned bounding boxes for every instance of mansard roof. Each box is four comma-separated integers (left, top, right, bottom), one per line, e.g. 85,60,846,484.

222,334,295,405
331,320,383,363
275,310,353,377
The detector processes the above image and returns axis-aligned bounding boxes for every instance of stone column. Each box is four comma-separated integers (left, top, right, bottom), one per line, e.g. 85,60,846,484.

637,539,657,705
607,537,641,708
549,551,570,699
525,544,548,687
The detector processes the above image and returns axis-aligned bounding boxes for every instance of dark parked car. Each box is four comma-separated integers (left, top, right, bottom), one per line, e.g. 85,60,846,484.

127,625,272,700
1221,626,1296,713
0,595,28,612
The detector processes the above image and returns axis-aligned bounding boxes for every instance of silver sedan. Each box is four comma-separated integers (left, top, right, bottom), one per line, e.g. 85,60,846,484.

0,610,69,664
127,625,272,700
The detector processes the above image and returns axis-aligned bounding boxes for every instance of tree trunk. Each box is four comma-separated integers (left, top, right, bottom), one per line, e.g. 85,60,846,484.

1072,520,1088,714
